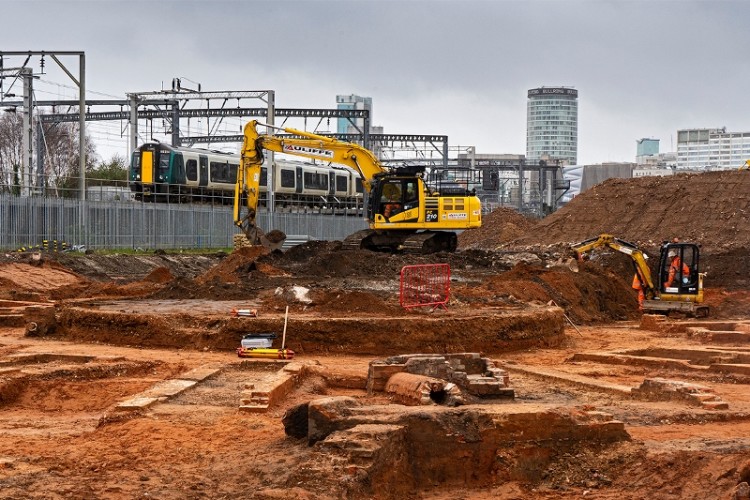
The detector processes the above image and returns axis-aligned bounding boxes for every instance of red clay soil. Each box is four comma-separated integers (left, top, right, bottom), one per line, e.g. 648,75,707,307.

3,170,750,499
459,171,750,295
196,246,269,284
463,261,639,323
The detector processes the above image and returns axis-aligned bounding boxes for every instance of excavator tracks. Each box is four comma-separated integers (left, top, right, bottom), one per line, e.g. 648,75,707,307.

342,230,457,254
401,232,458,254
342,229,375,250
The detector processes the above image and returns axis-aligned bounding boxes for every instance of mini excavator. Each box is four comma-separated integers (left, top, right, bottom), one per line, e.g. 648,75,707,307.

571,234,708,317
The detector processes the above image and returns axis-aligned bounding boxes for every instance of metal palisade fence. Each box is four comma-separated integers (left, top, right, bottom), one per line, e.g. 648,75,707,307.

0,194,368,251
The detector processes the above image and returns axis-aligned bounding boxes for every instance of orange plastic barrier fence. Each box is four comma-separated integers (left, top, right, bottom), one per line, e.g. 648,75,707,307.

399,264,450,310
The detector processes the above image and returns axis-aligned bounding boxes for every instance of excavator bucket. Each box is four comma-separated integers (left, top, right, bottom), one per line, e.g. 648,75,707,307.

236,225,286,252
259,228,287,252
549,256,580,272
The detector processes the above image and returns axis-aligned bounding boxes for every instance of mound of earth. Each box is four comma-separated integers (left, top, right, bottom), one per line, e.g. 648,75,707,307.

456,261,639,323
507,170,750,253
458,207,537,250
196,246,268,284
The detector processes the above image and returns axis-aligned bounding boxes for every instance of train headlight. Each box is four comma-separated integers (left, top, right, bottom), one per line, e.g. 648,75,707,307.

136,175,141,180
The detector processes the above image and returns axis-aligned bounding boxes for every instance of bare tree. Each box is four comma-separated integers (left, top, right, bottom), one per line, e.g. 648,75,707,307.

0,112,23,194
47,120,98,197
0,109,99,197
41,121,85,196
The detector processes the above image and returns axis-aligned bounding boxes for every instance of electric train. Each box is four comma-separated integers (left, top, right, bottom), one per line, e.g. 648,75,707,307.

128,142,364,211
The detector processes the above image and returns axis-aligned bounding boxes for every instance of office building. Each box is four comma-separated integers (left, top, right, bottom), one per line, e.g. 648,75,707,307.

676,128,750,170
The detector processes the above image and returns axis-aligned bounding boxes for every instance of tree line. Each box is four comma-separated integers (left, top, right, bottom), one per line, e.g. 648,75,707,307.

0,111,128,197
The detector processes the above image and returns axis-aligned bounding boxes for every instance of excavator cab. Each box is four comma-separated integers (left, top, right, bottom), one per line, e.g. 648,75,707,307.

372,177,421,222
657,242,700,297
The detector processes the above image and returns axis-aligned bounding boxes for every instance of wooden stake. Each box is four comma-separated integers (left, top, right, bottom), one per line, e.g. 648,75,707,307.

549,300,583,337
281,306,289,349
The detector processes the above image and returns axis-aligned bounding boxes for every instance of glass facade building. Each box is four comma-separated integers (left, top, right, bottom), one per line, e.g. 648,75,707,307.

636,138,660,157
336,94,372,135
526,87,578,166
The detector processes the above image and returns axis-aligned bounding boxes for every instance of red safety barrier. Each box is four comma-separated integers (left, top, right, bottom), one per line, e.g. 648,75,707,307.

400,264,450,310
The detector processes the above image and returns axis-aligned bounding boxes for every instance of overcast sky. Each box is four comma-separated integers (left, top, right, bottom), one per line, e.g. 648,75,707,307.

2,0,749,165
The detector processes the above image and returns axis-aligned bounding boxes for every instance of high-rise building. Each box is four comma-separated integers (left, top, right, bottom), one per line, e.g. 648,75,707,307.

526,87,578,166
336,94,372,134
676,128,750,170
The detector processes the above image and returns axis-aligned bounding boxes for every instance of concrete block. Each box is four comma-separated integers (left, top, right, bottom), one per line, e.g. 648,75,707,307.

116,396,160,410
142,379,196,398
180,366,222,382
702,401,729,410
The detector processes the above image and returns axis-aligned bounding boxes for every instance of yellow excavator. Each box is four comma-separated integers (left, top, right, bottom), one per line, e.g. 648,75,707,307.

739,159,750,170
233,120,482,253
571,234,708,317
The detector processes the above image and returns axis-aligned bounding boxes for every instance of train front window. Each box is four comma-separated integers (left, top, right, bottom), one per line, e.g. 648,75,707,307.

158,151,171,173
130,152,141,176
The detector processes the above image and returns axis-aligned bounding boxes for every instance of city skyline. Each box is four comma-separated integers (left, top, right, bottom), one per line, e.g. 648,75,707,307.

1,0,748,166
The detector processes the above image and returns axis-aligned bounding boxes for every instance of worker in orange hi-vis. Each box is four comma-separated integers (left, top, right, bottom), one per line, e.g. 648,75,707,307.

631,274,644,310
382,185,403,218
665,249,690,288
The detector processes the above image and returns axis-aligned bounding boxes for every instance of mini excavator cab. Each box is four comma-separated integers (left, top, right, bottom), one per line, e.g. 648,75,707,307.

657,242,701,297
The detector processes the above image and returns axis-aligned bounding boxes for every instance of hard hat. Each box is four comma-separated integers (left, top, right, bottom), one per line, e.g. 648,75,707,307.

668,249,677,258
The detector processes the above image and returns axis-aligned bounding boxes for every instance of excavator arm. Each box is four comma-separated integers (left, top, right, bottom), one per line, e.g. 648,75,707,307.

242,120,386,191
234,120,387,245
233,129,272,247
572,234,657,298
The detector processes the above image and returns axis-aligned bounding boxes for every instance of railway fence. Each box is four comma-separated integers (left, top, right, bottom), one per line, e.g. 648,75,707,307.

0,193,367,251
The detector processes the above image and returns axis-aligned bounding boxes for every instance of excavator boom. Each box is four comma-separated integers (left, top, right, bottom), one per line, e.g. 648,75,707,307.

242,121,383,192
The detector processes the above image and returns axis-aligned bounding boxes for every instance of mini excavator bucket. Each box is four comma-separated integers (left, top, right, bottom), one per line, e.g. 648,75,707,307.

566,258,580,273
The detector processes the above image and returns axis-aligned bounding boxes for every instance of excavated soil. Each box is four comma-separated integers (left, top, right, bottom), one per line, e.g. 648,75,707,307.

1,169,750,498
